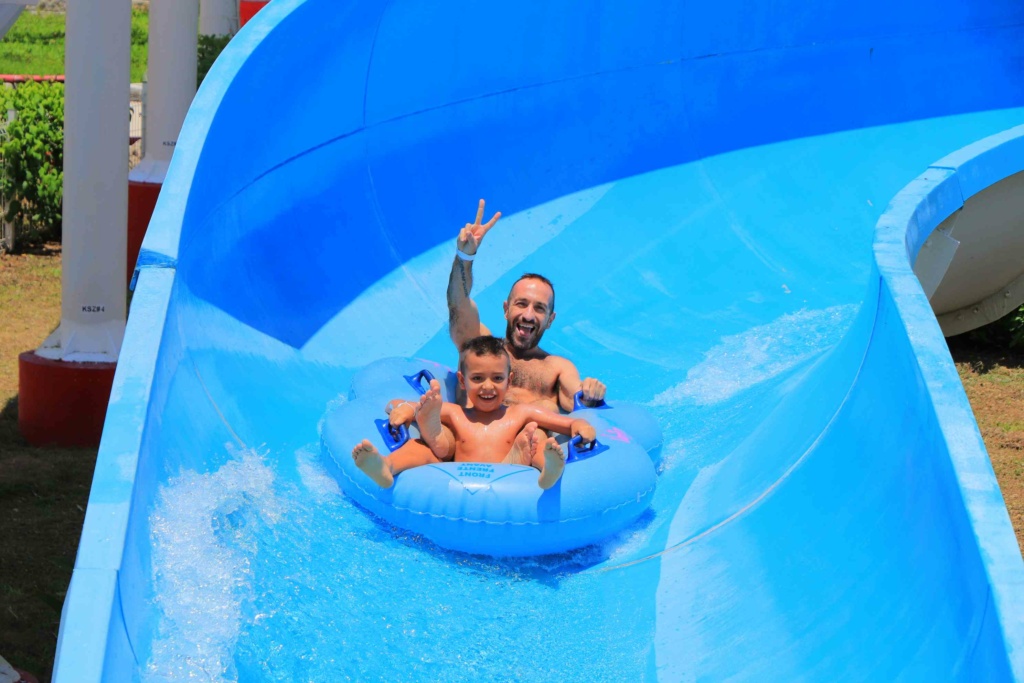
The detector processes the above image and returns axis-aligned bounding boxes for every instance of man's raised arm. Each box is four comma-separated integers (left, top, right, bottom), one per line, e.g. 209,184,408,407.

448,199,500,347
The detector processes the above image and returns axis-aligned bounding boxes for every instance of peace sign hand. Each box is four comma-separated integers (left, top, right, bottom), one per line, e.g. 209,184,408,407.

457,199,501,256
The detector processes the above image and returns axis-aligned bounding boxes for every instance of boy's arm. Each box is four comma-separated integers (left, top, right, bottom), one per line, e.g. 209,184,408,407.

421,403,458,459
386,398,418,427
448,200,500,348
555,357,608,412
516,405,596,443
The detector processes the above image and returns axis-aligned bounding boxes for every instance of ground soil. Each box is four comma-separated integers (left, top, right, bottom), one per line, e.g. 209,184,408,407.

0,248,1022,681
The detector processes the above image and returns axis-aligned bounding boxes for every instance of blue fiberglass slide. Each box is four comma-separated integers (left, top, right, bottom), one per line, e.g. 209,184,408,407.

53,1,1024,680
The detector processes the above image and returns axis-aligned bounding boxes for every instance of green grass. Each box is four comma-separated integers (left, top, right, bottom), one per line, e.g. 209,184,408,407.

0,8,148,81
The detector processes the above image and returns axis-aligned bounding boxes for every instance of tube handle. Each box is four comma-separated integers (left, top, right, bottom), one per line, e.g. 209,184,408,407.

572,390,609,411
375,418,410,452
566,434,610,462
404,369,436,395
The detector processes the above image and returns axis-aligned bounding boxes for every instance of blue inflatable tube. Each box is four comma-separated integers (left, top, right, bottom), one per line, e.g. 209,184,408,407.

320,358,661,556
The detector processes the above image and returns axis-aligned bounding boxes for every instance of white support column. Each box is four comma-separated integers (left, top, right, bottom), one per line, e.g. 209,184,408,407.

200,0,237,36
45,0,132,362
129,0,199,185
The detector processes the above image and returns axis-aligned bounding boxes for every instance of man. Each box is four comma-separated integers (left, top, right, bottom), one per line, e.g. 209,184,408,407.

366,200,608,482
446,199,607,412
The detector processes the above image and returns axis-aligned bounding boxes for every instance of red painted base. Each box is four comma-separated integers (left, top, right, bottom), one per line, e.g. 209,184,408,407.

240,0,269,26
128,180,162,286
18,351,116,448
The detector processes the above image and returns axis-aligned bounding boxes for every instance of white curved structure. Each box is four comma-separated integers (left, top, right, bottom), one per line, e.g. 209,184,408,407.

918,167,1024,336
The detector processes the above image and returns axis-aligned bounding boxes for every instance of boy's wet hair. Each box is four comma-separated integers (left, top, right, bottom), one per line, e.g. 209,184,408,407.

459,335,511,373
508,273,555,312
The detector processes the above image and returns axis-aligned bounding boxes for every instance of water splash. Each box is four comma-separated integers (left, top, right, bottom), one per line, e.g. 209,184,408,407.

651,305,857,407
316,393,347,435
295,444,340,502
143,446,284,683
141,391,664,681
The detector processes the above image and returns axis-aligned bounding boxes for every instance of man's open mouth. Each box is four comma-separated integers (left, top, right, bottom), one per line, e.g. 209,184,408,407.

515,322,536,337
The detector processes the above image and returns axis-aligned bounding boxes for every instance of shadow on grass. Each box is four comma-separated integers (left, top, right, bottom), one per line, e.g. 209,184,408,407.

0,392,97,683
1,394,25,447
2,241,61,258
947,335,1024,374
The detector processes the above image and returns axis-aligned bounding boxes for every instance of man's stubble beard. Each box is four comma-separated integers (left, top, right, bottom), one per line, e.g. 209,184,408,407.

504,320,543,353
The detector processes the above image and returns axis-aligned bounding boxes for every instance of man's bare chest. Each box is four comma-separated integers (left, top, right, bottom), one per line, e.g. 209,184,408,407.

509,359,558,397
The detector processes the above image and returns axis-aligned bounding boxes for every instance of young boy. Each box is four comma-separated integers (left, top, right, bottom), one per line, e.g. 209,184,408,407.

352,336,596,490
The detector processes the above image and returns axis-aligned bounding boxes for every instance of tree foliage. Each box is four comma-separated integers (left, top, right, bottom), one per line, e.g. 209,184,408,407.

198,33,232,87
0,81,64,245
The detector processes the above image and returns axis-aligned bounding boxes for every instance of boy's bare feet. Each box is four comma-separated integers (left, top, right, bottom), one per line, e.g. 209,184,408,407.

352,439,394,488
503,421,538,466
537,437,566,489
416,379,450,458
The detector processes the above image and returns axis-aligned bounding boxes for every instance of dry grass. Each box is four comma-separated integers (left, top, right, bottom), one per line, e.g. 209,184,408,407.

948,337,1024,548
0,246,96,683
0,243,61,392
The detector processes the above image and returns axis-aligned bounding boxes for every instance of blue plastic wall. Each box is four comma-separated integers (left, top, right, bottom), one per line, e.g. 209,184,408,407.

54,0,1024,680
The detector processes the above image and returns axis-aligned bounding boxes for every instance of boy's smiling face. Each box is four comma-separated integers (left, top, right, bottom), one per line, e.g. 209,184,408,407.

458,351,511,412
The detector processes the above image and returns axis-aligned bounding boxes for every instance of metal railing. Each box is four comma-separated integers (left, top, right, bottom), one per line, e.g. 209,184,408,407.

130,81,144,169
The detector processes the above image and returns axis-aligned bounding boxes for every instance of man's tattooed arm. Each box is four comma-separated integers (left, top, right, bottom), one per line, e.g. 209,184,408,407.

447,255,484,346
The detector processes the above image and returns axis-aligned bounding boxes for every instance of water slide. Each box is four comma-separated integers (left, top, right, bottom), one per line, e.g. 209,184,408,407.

53,1,1024,680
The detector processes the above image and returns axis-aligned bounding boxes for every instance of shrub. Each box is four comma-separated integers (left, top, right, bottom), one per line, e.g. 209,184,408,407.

130,6,150,82
0,80,64,246
197,33,232,87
